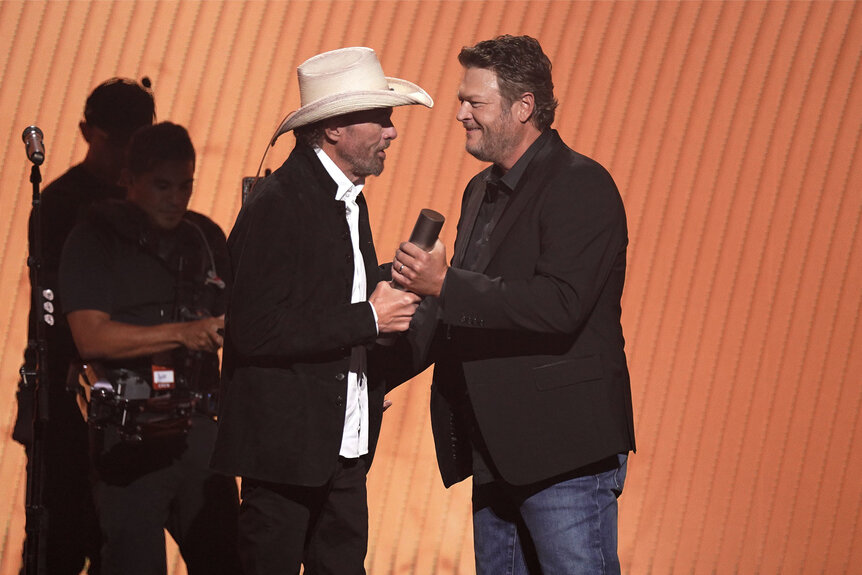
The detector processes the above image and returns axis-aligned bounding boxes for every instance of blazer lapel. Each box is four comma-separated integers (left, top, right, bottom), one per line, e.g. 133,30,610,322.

471,133,560,273
357,192,379,297
452,182,486,268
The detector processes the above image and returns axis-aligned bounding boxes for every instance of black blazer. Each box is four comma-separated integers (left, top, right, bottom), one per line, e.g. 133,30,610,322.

427,130,636,487
210,143,391,486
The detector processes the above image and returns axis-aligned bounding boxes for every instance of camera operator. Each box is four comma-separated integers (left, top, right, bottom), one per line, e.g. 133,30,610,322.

59,122,240,575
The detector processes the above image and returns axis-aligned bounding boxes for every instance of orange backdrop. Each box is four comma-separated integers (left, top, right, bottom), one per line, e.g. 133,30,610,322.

0,1,860,573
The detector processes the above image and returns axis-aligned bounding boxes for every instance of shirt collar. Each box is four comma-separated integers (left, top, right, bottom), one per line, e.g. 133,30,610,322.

313,146,364,201
490,129,552,193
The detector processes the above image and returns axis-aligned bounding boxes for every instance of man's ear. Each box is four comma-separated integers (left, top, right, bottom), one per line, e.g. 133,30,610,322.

515,92,536,124
323,120,344,144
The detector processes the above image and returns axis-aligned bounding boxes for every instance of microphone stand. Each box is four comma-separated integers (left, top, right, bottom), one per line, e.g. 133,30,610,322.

22,162,50,575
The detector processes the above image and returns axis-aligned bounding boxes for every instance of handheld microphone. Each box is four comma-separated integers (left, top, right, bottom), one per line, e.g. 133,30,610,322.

22,126,45,165
392,209,445,291
407,209,445,251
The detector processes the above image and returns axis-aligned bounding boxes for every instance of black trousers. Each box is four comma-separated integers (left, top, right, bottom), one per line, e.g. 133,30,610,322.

93,415,240,575
239,456,369,575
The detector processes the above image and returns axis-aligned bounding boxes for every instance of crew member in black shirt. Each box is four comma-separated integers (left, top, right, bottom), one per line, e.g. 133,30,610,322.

60,122,240,575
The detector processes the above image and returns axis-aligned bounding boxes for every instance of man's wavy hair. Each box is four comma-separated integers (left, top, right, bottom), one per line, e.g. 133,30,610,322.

294,121,327,149
458,35,558,131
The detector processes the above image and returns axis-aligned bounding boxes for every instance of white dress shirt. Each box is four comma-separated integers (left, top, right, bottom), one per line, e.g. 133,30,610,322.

314,146,377,458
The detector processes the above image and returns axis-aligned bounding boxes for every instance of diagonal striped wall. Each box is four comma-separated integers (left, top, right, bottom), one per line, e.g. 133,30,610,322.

0,1,860,573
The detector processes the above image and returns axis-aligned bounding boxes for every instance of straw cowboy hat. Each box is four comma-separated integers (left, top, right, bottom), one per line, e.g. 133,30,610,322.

271,47,433,144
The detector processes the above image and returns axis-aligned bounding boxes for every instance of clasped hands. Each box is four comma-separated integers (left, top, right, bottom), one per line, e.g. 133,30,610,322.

367,239,448,335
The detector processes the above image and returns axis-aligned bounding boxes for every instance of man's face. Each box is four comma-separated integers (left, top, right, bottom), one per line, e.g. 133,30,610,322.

126,159,194,230
456,67,520,165
333,108,397,182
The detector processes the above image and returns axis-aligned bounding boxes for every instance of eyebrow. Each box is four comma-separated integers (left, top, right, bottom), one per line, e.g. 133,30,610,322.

458,91,486,102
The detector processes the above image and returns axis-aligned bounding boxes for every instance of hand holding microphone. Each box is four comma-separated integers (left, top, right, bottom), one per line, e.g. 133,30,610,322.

393,209,448,297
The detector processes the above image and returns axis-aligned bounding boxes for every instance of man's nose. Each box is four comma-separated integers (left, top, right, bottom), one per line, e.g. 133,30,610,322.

383,125,397,140
456,102,471,122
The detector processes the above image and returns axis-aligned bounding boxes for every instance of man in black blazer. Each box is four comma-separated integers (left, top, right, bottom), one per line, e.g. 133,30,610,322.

210,47,431,574
394,35,636,574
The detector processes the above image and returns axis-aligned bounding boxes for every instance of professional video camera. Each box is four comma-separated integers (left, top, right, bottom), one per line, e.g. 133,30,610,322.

73,308,221,443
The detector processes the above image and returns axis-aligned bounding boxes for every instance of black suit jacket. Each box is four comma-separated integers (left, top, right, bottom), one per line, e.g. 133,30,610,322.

426,130,636,487
210,142,392,486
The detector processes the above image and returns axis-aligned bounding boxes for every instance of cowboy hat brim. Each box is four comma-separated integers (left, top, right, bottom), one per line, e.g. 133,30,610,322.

271,77,433,145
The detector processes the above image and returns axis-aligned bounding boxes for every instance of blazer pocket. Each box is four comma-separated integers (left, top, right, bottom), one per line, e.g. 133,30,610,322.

532,355,603,391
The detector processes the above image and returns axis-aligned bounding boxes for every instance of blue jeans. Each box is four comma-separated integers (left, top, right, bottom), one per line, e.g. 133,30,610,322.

472,453,627,575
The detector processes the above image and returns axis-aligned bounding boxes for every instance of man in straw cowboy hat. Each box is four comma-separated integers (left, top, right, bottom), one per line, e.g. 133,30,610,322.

211,47,432,574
